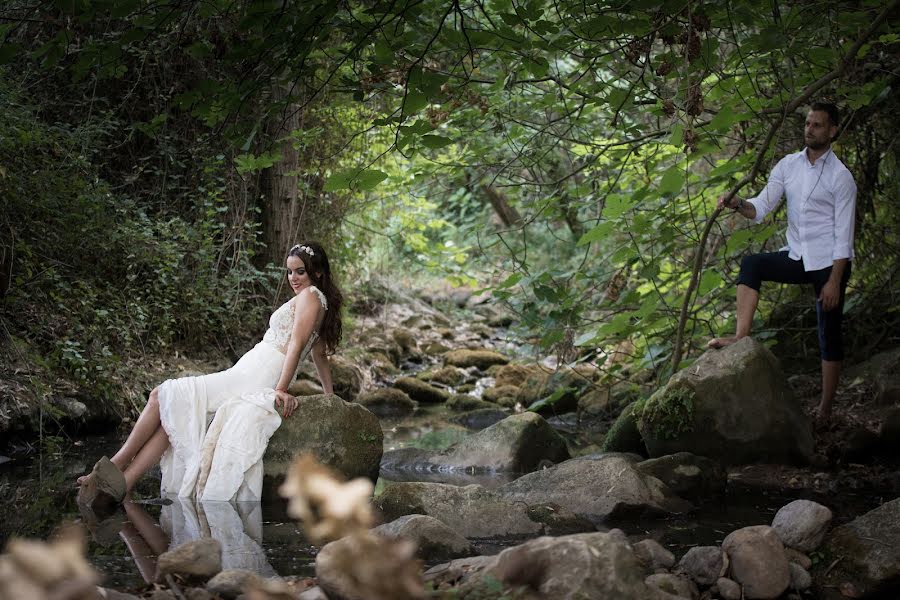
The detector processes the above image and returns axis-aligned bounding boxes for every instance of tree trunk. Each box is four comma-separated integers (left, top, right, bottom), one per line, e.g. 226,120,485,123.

261,85,302,266
481,184,522,227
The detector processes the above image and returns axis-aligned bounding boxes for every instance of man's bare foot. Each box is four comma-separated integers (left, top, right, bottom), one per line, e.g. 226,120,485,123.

707,336,741,349
814,403,832,426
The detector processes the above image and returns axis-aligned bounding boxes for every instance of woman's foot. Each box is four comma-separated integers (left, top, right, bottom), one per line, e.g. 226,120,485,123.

77,457,127,510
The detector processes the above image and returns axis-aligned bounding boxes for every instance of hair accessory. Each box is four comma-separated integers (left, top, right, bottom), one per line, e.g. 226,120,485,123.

290,244,315,257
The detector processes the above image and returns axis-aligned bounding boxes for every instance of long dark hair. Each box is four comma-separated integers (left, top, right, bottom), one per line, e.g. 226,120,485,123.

287,241,343,354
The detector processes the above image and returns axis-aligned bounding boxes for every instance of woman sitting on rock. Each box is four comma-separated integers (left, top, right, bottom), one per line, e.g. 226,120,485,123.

77,241,343,502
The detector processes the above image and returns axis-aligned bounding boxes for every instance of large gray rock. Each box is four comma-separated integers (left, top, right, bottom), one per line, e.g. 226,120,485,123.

373,514,473,560
638,338,813,466
264,394,383,481
355,387,417,417
818,497,900,598
393,377,449,404
633,539,676,570
645,573,698,599
375,481,587,538
206,569,261,599
636,452,726,501
498,454,690,523
156,538,222,582
771,499,832,552
429,412,569,472
722,525,790,599
443,349,509,370
460,532,659,600
676,546,727,586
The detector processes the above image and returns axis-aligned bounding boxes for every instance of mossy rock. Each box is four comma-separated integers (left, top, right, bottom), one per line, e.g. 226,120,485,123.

392,328,418,351
356,387,417,417
424,341,452,356
265,394,383,481
444,349,510,370
482,385,520,408
602,401,648,456
634,384,695,441
393,377,449,404
417,365,467,387
494,363,545,388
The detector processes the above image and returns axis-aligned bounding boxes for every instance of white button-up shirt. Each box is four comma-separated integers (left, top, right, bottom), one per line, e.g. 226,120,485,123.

747,147,856,271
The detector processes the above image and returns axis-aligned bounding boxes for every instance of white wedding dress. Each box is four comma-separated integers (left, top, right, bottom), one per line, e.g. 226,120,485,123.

157,285,327,502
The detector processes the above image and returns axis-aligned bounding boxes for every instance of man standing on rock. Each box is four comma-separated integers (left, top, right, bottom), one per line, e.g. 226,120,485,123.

708,102,856,424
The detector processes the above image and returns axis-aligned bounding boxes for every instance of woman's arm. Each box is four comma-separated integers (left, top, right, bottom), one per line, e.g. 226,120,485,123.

311,339,333,394
274,290,322,399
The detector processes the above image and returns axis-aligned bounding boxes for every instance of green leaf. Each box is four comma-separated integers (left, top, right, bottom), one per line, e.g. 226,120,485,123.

697,270,724,295
421,135,453,149
577,221,615,246
497,273,523,289
323,171,351,192
527,386,576,412
403,91,428,116
374,39,393,64
659,166,683,195
354,169,388,191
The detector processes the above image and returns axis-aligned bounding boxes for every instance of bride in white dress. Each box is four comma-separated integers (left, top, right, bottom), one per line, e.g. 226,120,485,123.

77,241,344,502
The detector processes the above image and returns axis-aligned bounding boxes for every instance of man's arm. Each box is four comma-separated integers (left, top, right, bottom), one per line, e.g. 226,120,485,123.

718,157,787,222
820,171,857,312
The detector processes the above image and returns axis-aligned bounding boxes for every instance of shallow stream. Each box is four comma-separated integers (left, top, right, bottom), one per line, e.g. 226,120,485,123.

2,413,896,593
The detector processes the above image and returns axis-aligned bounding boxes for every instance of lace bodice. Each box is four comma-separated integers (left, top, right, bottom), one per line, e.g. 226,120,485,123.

262,286,327,358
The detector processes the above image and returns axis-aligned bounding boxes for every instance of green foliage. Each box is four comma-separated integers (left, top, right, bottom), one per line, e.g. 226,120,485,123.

635,385,696,440
0,85,272,415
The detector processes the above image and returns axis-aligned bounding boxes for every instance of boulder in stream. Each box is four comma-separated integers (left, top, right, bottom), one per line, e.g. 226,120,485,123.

817,497,900,598
155,538,222,582
393,376,449,404
373,514,473,560
635,452,726,501
264,393,383,482
355,387,417,417
722,525,790,600
443,348,509,370
457,532,660,600
498,453,690,524
375,481,589,538
429,411,570,472
637,338,813,466
770,499,832,553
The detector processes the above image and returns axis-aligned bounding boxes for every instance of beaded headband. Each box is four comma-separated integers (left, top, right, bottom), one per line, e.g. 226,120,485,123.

290,244,315,257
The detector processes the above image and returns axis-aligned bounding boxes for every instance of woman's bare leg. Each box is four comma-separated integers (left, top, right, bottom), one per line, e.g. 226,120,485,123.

112,388,163,470
123,425,170,495
77,388,162,485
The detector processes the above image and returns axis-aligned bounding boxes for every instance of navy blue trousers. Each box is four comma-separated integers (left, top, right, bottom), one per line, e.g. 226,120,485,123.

736,251,851,361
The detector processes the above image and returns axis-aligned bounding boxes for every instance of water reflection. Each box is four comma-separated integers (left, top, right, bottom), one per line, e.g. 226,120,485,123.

80,498,277,584
379,466,520,489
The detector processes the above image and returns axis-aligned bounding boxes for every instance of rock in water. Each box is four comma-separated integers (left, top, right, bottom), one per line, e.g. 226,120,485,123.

156,538,222,582
264,394,383,482
355,387,417,417
443,349,509,370
819,498,900,598
374,514,473,560
635,452,726,501
76,456,125,512
770,499,832,552
430,412,569,472
676,546,727,586
722,525,790,599
499,454,690,523
461,532,656,599
637,337,813,466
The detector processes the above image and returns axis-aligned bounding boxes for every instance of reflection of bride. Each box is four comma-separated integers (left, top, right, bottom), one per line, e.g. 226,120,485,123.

78,241,344,502
118,499,276,584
